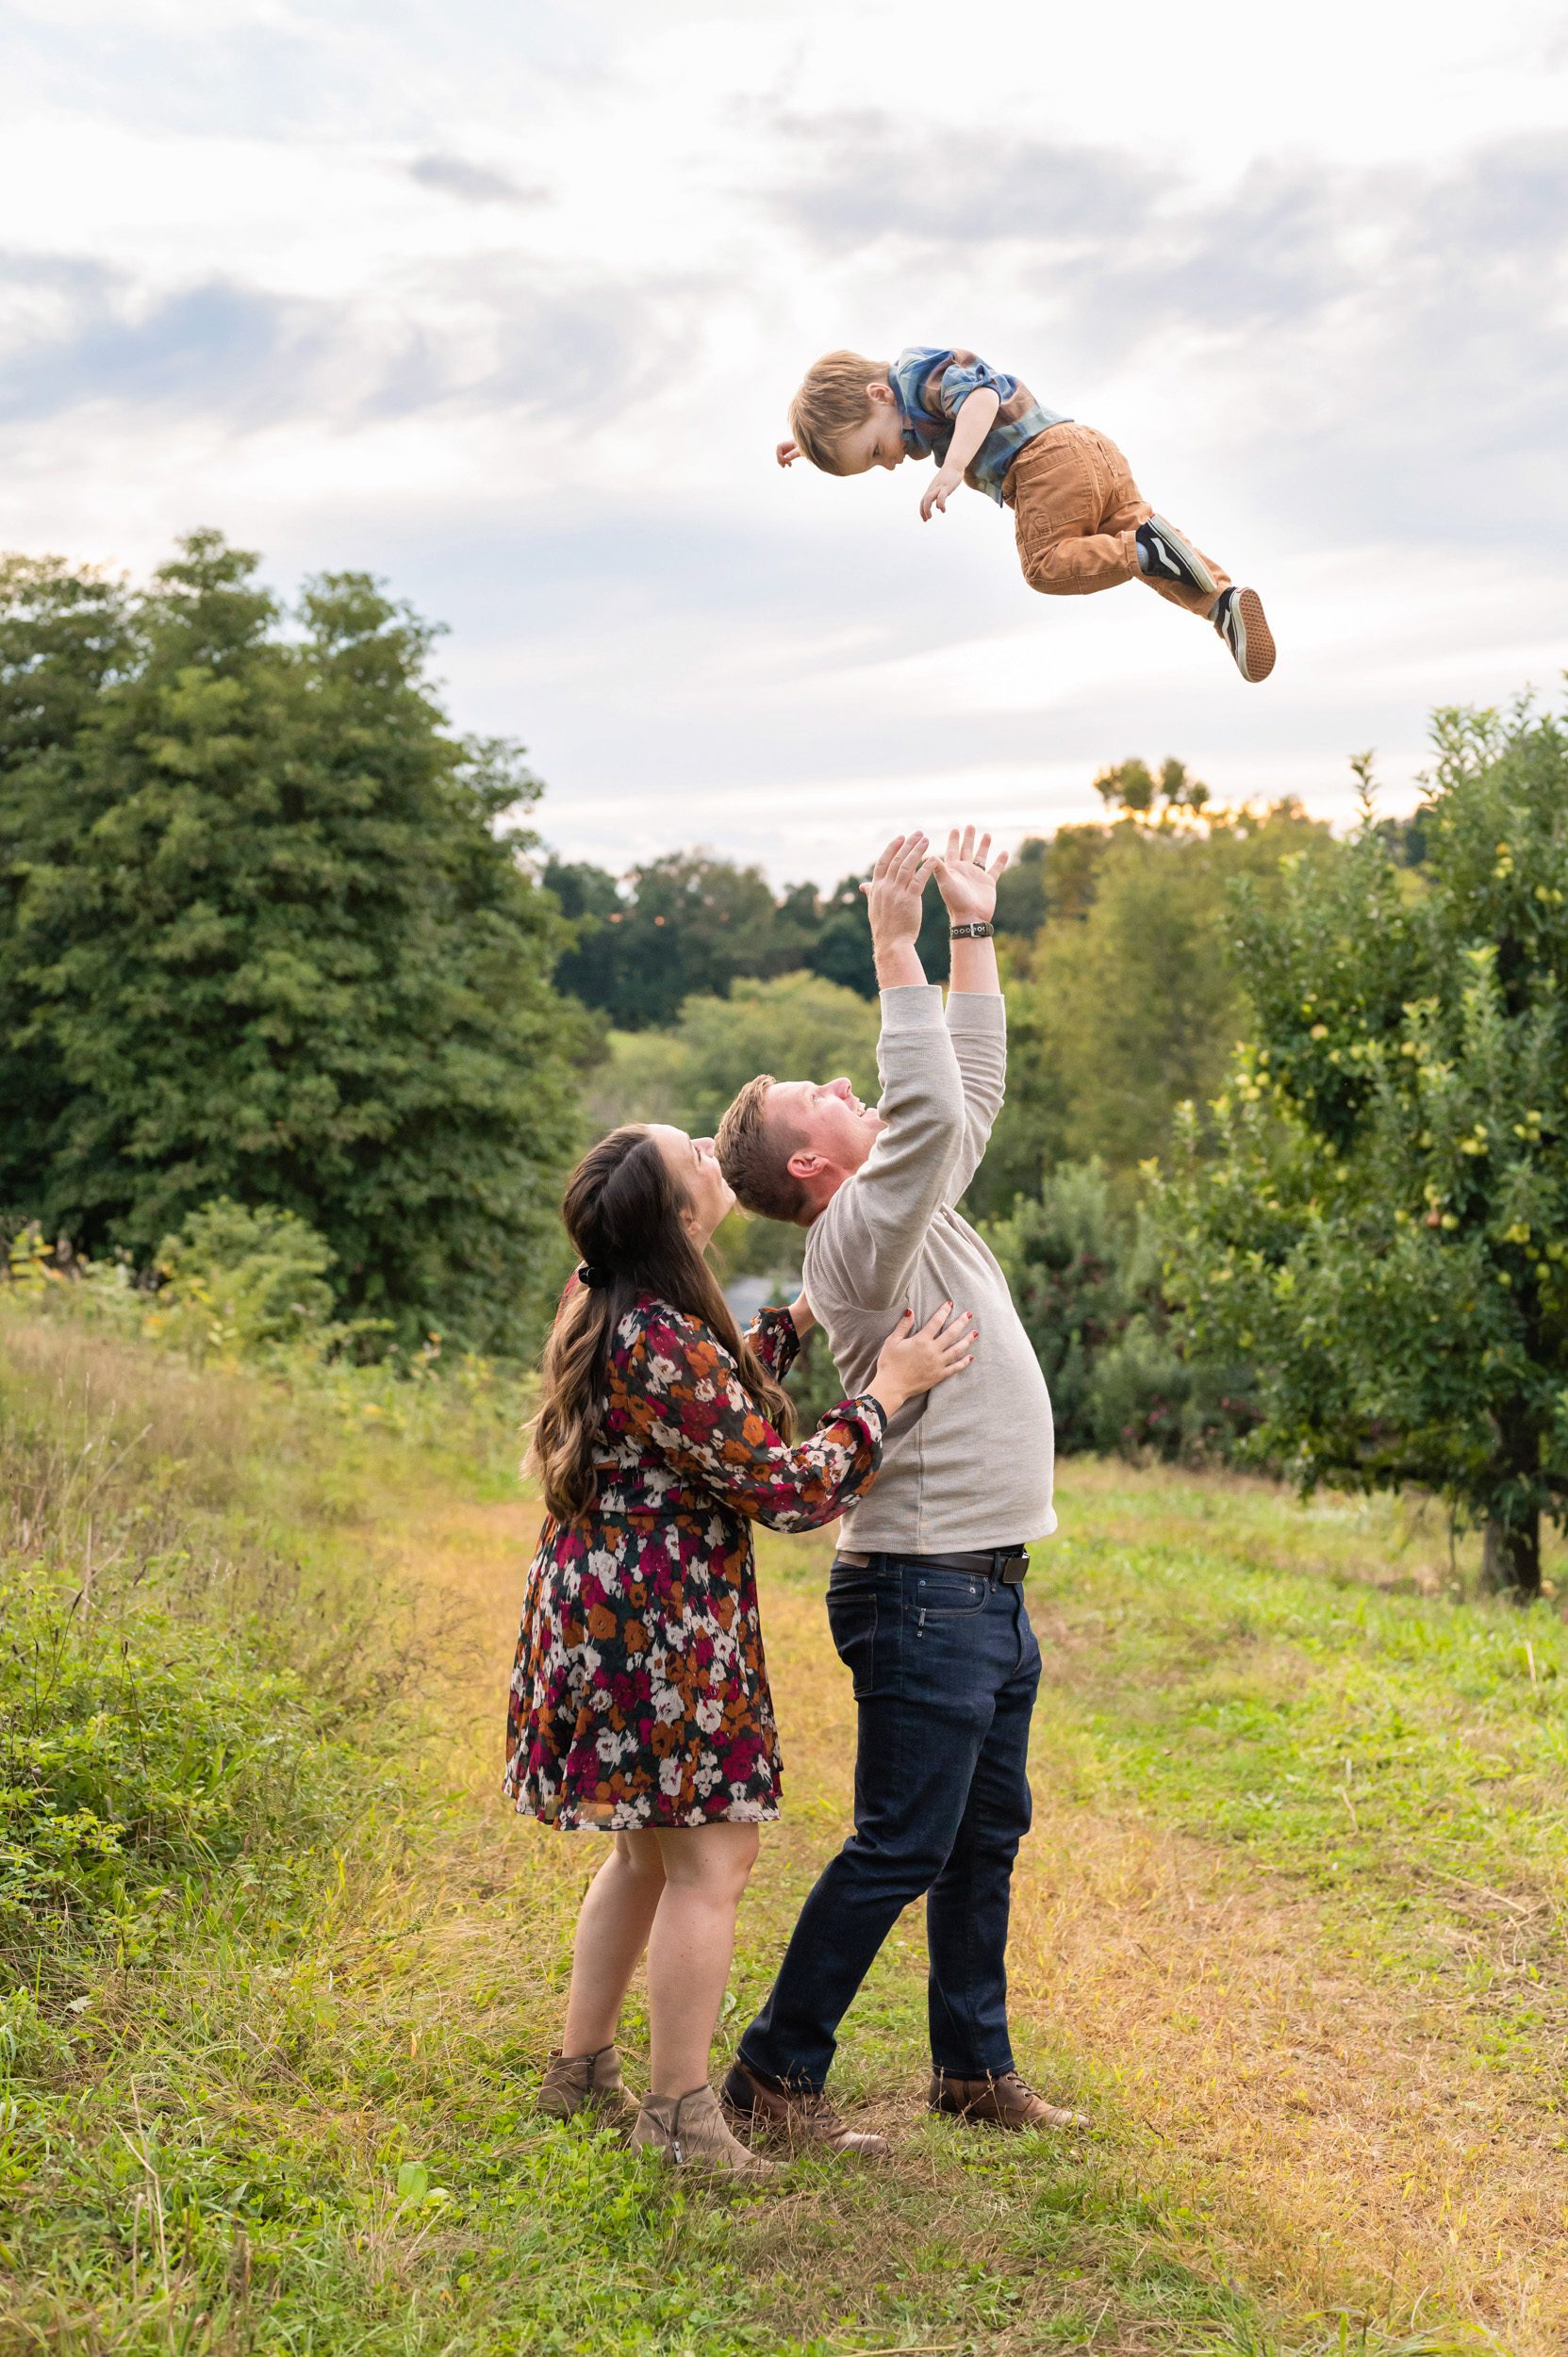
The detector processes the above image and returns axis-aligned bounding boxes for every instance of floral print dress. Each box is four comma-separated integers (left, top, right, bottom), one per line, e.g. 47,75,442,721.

505,1299,884,1831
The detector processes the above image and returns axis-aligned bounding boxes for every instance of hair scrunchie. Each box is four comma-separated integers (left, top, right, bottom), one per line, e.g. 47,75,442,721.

576,1261,608,1289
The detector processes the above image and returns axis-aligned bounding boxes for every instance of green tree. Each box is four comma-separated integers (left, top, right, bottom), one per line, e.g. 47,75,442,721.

985,1161,1254,1459
1157,701,1568,1599
976,799,1332,1212
0,533,579,1356
543,856,626,1012
1093,754,1211,818
993,835,1048,939
590,971,880,1135
808,872,949,997
544,849,831,1030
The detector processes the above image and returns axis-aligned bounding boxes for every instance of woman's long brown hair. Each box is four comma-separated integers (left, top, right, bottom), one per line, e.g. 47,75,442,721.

532,1126,796,1523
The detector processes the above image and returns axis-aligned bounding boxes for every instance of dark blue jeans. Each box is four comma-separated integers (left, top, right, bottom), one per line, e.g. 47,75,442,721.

739,1555,1042,2090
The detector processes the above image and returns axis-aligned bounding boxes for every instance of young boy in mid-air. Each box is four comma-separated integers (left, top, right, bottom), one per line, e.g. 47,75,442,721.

777,347,1274,684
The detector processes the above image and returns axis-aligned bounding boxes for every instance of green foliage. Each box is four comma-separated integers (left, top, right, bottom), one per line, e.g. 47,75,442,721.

805,867,953,997
546,848,784,1029
591,969,881,1134
1156,699,1568,1594
154,1197,340,1354
547,851,960,1024
0,1313,418,1969
992,832,1048,936
0,533,580,1357
1093,753,1211,816
0,1580,358,1953
7,1219,536,1479
978,800,1334,1213
986,1162,1255,1459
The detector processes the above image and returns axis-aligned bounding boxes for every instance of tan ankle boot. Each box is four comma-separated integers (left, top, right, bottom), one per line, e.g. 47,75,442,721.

536,2043,638,2131
632,2084,776,2176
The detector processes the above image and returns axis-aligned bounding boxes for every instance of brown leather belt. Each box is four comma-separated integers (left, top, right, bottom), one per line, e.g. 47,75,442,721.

834,1547,1029,1586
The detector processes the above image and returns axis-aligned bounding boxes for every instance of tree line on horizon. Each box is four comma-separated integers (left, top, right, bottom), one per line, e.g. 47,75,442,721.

1,531,1561,1596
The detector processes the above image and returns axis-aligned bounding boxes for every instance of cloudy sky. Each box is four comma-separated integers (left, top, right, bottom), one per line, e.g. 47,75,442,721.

3,0,1565,884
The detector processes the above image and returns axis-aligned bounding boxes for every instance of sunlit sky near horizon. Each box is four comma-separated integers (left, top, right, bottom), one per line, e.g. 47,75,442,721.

3,0,1565,885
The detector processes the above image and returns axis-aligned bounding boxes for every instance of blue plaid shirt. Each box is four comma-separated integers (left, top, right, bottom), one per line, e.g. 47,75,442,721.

889,347,1068,504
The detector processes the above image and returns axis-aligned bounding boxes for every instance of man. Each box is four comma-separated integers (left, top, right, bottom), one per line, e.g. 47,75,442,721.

713,825,1079,2153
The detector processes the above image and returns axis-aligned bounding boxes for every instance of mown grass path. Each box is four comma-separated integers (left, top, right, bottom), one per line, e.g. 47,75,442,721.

386,1457,1565,2354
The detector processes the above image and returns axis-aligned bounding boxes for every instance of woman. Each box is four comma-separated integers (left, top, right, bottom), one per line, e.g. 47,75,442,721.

506,1121,976,2175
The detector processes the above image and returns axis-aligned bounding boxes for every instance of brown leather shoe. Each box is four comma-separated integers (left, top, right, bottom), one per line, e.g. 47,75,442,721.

721,2058,890,2156
930,2069,1088,2133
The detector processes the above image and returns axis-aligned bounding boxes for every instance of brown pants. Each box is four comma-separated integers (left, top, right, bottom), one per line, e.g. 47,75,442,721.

1005,421,1230,618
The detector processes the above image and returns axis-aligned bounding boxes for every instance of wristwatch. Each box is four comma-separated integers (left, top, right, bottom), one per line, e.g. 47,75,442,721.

949,921,995,940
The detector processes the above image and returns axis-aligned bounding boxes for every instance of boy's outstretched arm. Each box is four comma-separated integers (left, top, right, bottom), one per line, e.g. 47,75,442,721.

919,386,1000,519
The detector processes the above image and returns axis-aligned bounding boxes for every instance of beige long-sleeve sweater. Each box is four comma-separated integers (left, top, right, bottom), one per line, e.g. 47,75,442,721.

801,984,1056,1553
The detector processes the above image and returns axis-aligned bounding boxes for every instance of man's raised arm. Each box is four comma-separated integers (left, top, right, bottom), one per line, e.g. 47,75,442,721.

937,826,1010,1205
828,834,966,1310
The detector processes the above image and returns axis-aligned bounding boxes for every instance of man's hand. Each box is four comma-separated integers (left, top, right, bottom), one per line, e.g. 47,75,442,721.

935,826,1010,925
920,466,963,521
860,832,936,990
776,438,801,468
861,832,936,946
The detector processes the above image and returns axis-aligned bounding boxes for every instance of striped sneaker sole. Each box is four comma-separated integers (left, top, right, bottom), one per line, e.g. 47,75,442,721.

1224,586,1276,683
1143,513,1218,597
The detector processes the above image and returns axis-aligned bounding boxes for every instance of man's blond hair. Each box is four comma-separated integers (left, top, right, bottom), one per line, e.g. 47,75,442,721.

787,350,891,474
715,1075,811,1225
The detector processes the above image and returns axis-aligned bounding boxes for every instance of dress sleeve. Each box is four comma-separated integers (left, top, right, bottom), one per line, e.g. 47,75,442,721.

745,1304,802,1380
619,1308,883,1531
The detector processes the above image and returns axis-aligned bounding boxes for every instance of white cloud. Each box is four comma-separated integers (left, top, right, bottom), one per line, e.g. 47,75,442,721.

0,0,1563,884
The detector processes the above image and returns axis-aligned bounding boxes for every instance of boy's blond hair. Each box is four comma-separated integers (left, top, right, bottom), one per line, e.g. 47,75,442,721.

787,350,891,473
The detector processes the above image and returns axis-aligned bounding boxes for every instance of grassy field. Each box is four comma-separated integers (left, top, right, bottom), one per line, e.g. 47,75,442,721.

3,1304,1562,2355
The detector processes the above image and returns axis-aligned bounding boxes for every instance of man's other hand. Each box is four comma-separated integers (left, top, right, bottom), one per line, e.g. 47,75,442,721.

935,826,1010,925
860,832,937,948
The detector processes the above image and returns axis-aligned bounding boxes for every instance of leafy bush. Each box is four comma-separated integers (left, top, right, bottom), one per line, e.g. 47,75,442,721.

1,1581,358,1953
7,1210,536,1474
1156,699,1568,1595
151,1197,338,1354
0,1306,431,1966
986,1162,1256,1460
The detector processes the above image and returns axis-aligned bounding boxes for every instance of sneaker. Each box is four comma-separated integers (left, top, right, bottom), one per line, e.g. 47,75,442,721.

929,2069,1088,2134
1134,514,1217,597
1212,586,1276,683
721,2057,890,2156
